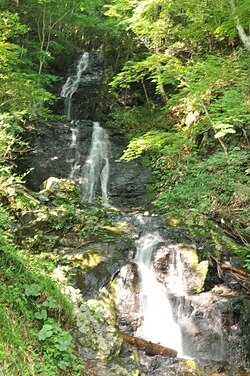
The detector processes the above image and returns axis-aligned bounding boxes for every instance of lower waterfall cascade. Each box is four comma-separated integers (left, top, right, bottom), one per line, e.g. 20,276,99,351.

134,232,183,356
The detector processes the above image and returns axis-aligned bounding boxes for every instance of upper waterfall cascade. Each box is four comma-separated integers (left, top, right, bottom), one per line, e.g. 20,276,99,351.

81,122,111,203
60,52,111,203
61,52,90,120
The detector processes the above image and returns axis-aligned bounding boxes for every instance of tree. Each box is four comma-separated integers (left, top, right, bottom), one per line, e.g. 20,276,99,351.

229,0,250,51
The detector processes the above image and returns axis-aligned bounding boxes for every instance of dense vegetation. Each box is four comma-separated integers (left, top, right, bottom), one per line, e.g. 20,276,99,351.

0,0,249,373
105,0,250,267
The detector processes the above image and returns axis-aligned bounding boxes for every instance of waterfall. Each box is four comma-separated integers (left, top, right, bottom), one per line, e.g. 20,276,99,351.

61,52,90,120
166,248,186,297
81,122,111,203
134,232,183,356
60,53,111,201
68,121,81,182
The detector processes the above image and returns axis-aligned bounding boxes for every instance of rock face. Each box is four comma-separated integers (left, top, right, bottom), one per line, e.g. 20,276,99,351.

20,121,149,206
18,51,150,206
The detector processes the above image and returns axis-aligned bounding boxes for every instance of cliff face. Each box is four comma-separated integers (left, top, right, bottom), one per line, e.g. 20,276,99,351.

19,51,150,207
19,120,149,206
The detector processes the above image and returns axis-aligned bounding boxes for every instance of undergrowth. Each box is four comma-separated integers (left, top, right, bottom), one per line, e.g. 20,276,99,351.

0,205,85,375
153,147,250,269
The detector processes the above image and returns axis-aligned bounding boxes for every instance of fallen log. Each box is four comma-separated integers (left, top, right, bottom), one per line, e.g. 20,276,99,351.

120,332,177,358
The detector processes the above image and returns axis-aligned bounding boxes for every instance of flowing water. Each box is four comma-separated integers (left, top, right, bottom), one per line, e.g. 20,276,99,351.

61,52,111,202
81,121,111,203
134,232,183,355
60,53,234,368
60,51,185,350
61,52,90,120
68,121,81,182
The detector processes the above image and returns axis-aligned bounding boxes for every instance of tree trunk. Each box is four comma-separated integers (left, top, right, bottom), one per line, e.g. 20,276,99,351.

120,332,178,357
229,0,250,52
141,79,152,112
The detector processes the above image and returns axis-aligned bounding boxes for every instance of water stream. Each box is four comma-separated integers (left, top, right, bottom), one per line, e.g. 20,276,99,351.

134,232,183,355
61,52,90,120
68,121,81,182
61,52,111,203
60,53,234,368
81,121,111,203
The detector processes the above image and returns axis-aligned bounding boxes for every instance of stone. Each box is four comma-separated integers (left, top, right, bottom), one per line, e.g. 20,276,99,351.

18,122,149,207
74,302,123,361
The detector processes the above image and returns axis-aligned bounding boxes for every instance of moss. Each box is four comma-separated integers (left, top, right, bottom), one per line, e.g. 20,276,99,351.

166,211,249,268
41,177,81,206
165,215,183,227
70,251,104,269
243,299,250,312
178,359,203,376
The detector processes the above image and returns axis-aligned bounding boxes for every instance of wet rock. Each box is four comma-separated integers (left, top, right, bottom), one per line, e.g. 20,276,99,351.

18,121,93,190
18,123,149,207
115,263,143,333
63,237,135,300
74,302,122,361
153,244,208,294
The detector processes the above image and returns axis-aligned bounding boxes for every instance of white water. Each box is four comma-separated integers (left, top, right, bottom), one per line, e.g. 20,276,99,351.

134,232,183,356
81,122,111,203
68,121,81,182
166,247,186,297
61,52,89,120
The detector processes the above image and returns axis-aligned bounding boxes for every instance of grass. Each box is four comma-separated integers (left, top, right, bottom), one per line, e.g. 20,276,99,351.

0,220,85,375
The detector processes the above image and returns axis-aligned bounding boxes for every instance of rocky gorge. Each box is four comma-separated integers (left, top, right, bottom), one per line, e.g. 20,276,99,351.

16,52,250,375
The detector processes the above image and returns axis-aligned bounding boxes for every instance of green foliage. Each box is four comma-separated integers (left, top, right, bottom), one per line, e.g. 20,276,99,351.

25,283,42,297
35,316,84,373
0,246,85,374
154,147,250,267
155,148,249,211
118,129,192,162
172,53,250,140
107,0,250,149
0,11,57,120
110,53,182,90
108,104,170,138
79,204,113,238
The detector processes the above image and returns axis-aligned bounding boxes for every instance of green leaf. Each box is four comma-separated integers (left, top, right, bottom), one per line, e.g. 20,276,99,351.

38,324,53,340
34,309,47,320
56,338,71,352
58,359,70,370
24,284,42,297
42,297,57,309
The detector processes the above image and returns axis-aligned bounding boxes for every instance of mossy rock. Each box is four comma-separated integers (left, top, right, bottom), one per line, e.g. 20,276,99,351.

74,302,123,361
40,177,81,205
165,211,249,269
